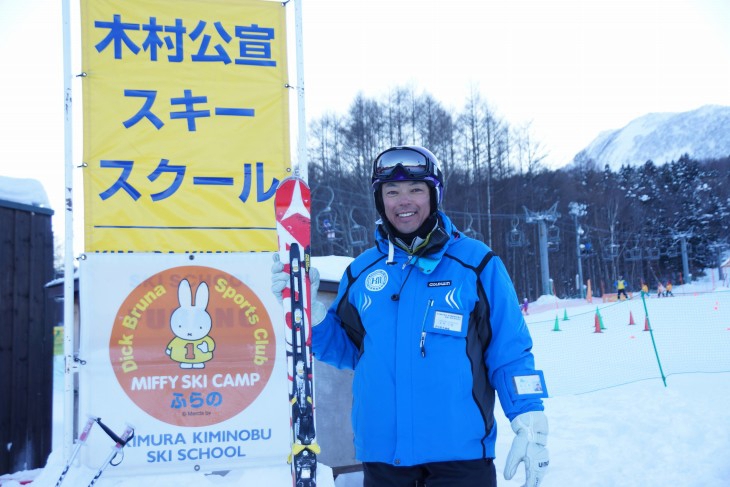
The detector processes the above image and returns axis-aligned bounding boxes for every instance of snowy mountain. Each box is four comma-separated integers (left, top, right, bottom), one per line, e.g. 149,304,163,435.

572,105,730,170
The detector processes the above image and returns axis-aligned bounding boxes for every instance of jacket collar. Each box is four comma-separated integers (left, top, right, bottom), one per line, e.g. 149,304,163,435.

375,211,458,273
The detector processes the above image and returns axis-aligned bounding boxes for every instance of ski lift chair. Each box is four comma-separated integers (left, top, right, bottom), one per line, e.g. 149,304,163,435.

624,247,642,261
507,218,526,247
580,239,595,257
316,209,339,242
464,228,485,241
645,246,660,261
462,213,485,242
347,208,368,247
602,242,620,261
507,229,526,247
547,224,560,245
665,244,679,258
314,185,338,242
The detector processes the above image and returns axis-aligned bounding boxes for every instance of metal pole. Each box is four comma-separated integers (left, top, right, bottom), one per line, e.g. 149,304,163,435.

640,292,667,387
538,220,550,296
61,0,76,461
574,215,584,298
680,236,690,283
718,247,725,282
294,0,307,182
525,204,559,298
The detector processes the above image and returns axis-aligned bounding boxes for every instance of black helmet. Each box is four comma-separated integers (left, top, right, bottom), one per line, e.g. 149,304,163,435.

371,146,444,216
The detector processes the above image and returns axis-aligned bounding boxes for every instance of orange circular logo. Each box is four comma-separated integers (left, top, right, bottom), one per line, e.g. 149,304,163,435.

109,266,275,426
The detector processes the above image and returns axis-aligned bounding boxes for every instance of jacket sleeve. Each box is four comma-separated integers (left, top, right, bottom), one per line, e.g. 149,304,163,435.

311,271,360,370
481,255,545,421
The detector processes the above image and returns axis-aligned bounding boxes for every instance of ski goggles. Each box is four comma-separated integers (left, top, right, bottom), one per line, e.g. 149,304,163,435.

373,147,434,180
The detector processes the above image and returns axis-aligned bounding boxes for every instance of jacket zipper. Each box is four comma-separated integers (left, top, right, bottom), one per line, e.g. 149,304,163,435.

419,298,434,358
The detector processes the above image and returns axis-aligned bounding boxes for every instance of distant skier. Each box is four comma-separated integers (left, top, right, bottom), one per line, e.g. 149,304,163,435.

657,281,665,298
615,276,629,300
521,297,529,315
665,281,674,297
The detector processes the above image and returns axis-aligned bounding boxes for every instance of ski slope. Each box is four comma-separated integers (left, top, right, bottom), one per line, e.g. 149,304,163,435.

2,277,729,486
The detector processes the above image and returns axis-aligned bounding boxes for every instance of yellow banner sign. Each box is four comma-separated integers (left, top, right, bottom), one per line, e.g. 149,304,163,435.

81,0,290,252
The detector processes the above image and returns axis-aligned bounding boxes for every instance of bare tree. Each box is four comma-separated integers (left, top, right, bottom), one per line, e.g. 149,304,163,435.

305,85,730,296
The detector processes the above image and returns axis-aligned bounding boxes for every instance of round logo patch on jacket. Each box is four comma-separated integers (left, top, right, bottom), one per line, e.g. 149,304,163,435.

365,269,388,291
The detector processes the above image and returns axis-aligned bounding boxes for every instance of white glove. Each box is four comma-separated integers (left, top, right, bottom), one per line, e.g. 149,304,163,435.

309,266,327,326
271,253,288,304
504,411,549,487
271,253,327,326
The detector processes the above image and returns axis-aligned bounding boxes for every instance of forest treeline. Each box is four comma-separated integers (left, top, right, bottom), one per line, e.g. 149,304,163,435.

306,86,730,299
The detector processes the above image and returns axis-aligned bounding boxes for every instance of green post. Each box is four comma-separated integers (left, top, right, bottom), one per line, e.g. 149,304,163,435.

596,307,606,330
641,292,667,387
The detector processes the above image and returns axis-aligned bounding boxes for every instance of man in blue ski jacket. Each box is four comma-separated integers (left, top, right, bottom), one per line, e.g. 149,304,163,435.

273,146,549,486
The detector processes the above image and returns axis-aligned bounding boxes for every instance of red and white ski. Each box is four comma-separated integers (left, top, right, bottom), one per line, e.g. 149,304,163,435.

275,176,319,487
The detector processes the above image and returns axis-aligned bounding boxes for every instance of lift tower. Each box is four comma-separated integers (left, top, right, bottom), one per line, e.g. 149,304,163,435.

524,203,560,296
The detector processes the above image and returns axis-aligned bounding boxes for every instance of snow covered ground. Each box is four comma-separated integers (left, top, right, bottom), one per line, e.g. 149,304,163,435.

2,275,729,486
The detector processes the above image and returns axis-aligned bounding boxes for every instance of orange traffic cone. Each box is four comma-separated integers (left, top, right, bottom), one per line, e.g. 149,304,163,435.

643,317,651,331
628,311,636,326
594,313,603,333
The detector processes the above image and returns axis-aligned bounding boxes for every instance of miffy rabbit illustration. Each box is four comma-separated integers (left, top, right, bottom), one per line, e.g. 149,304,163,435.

166,279,215,369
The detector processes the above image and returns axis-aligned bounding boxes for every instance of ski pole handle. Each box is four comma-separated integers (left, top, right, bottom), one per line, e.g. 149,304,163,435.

95,418,134,446
54,416,99,487
79,415,97,442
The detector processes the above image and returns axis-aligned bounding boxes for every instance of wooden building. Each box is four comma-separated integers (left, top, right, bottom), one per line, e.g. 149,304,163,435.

0,188,56,473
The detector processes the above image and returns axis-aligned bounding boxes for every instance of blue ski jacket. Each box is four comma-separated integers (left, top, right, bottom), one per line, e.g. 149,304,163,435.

312,212,545,466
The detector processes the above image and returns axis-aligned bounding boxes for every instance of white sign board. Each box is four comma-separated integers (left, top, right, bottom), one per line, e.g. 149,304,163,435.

78,253,289,475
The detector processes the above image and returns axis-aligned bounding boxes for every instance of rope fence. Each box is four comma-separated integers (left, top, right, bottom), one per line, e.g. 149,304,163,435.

527,290,730,396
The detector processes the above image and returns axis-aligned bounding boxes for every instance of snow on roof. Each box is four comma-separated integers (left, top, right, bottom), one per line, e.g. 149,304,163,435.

0,175,51,209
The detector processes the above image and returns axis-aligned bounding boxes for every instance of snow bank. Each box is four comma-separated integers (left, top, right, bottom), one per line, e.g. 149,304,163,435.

312,255,353,282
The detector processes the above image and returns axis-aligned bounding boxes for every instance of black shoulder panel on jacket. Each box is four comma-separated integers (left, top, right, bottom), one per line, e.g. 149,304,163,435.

444,248,497,450
336,254,386,352
443,250,495,274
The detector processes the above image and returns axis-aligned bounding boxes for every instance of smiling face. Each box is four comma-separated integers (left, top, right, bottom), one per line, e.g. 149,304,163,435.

381,180,432,234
